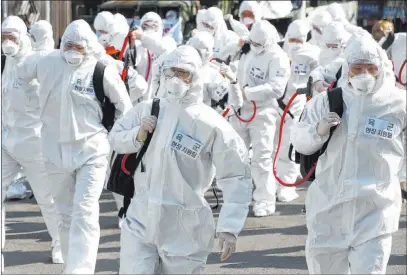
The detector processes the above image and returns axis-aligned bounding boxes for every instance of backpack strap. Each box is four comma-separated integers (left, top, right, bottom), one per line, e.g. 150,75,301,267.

381,33,395,51
335,65,342,82
1,54,6,75
319,88,343,156
93,61,106,104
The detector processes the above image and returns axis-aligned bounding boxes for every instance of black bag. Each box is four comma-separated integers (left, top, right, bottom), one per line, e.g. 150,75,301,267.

93,61,116,132
106,98,160,217
288,87,344,181
1,54,6,75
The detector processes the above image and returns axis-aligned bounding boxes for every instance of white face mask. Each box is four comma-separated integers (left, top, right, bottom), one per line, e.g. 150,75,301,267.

288,42,303,52
2,40,19,57
165,77,190,100
64,50,84,66
241,17,255,27
250,44,264,55
349,73,377,95
98,33,111,47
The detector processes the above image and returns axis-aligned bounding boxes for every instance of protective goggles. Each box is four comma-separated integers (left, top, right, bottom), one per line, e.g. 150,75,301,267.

325,43,340,49
1,32,19,44
141,20,159,31
288,38,304,44
63,41,87,54
248,39,262,47
202,22,215,30
348,62,380,77
163,67,193,83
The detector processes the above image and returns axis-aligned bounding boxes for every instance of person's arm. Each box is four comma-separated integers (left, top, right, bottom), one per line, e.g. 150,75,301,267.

211,122,253,236
290,92,331,155
126,66,148,104
140,33,176,57
399,128,406,184
108,102,150,154
102,65,133,115
244,54,290,101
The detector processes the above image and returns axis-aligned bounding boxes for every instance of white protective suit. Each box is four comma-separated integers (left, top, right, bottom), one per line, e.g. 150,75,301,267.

29,20,55,52
197,7,240,61
109,45,252,274
94,12,148,105
291,34,406,274
133,12,177,99
318,21,348,66
16,19,132,274
284,20,320,60
275,20,320,202
229,21,291,216
224,1,262,39
186,31,230,106
388,32,407,88
1,15,62,264
308,11,332,48
326,2,359,35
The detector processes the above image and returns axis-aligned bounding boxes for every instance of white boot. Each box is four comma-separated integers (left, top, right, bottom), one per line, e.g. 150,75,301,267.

52,243,64,264
277,187,299,202
118,217,124,229
253,201,275,217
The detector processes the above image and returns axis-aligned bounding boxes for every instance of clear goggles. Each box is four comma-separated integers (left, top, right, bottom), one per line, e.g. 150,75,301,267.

348,62,380,77
1,32,19,44
163,67,193,83
202,22,215,30
312,24,323,35
141,21,159,31
325,43,340,49
288,38,304,44
63,41,86,54
248,39,262,47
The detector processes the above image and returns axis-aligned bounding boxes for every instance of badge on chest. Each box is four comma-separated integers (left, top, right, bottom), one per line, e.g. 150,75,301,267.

170,131,203,160
364,117,395,140
292,63,308,75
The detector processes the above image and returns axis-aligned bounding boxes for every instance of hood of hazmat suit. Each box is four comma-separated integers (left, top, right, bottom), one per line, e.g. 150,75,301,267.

291,32,406,275
109,45,253,274
230,20,290,214
29,20,55,52
186,31,230,106
309,11,332,48
2,15,61,264
94,12,129,52
239,1,261,29
197,7,240,60
327,2,359,35
319,21,347,66
284,19,320,59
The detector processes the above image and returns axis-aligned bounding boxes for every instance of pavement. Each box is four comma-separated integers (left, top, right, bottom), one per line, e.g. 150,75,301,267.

3,185,406,274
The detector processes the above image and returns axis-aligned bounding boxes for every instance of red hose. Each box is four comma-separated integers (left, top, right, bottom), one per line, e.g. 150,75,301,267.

222,107,230,117
398,59,407,86
233,101,257,123
272,92,317,187
118,35,130,61
145,50,152,81
121,154,131,176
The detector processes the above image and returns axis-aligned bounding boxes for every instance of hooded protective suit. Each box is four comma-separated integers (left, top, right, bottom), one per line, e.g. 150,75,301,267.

1,15,62,264
109,45,252,274
387,32,406,88
291,33,406,274
186,31,230,106
284,20,320,60
197,7,240,61
229,21,291,216
29,20,55,52
308,11,332,48
275,20,320,202
326,2,359,35
224,1,262,38
318,21,348,66
16,19,132,274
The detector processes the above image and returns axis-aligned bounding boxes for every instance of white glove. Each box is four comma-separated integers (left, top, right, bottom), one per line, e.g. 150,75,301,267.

219,63,236,82
137,115,157,142
218,232,237,262
312,80,330,93
316,112,341,136
224,14,233,21
228,83,243,108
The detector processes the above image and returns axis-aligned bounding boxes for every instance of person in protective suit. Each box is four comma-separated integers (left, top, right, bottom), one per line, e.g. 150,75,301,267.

308,11,332,48
109,45,253,274
16,19,132,274
223,1,262,39
291,30,406,274
228,20,291,216
29,20,55,52
1,15,63,265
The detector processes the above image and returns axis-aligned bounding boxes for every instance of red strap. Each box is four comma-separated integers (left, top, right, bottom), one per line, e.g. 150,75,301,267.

118,35,130,61
121,154,131,176
145,50,152,81
272,92,317,187
398,59,407,86
233,101,257,123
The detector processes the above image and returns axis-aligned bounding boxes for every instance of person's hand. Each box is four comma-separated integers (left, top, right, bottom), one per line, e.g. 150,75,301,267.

312,80,330,93
131,28,143,42
219,63,236,82
218,232,237,261
228,83,243,108
316,112,341,136
238,38,247,48
136,116,157,142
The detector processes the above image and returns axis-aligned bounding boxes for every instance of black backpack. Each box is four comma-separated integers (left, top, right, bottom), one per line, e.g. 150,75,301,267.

288,87,344,181
93,61,116,132
106,98,160,218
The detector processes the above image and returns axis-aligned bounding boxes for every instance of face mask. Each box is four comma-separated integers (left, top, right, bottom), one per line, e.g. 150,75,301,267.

349,73,377,95
165,77,190,100
241,17,255,27
2,40,19,57
250,44,264,55
64,50,84,66
288,42,303,52
98,33,111,47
